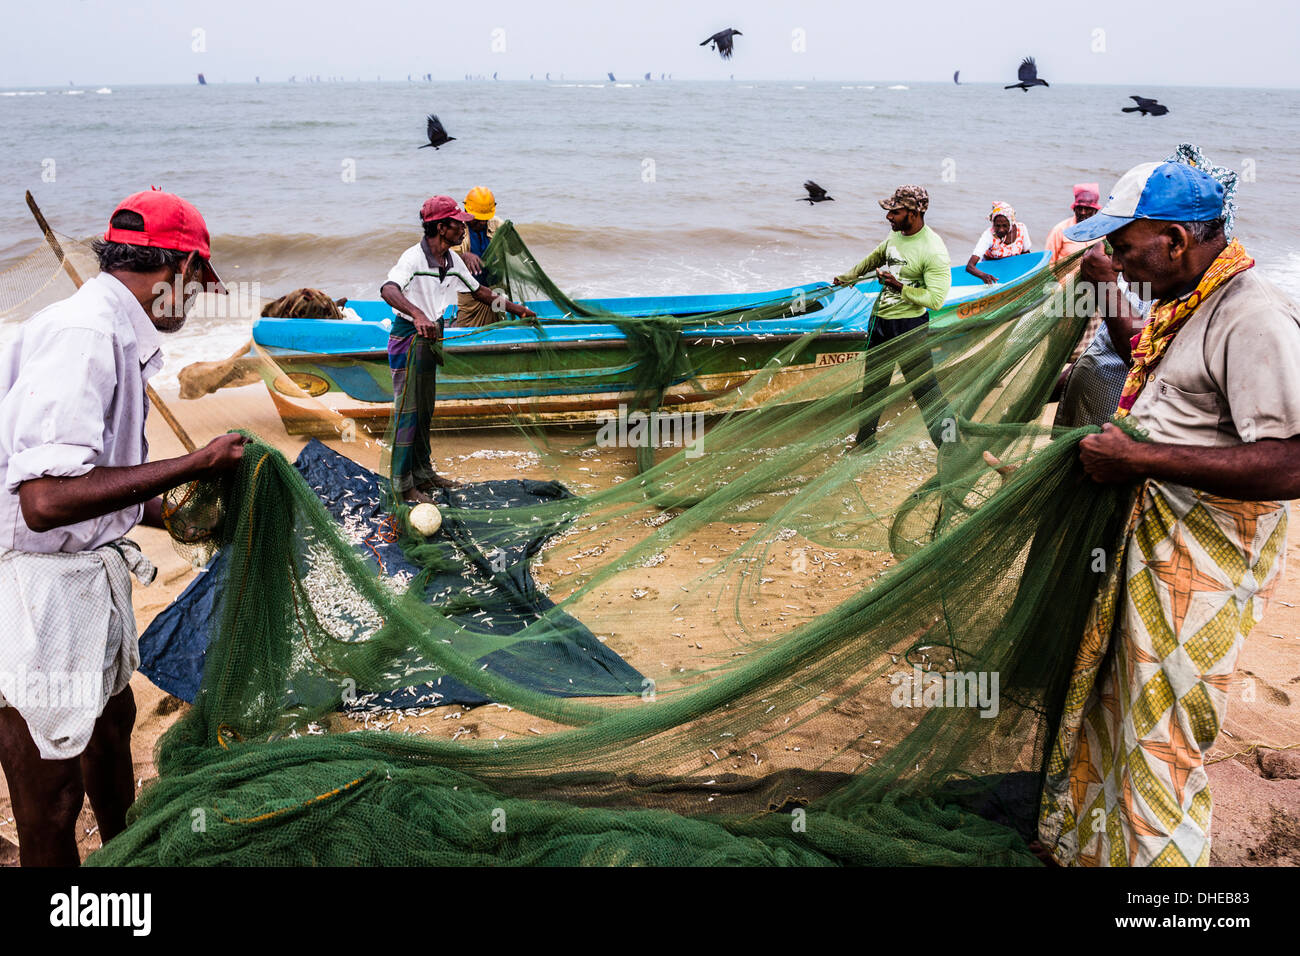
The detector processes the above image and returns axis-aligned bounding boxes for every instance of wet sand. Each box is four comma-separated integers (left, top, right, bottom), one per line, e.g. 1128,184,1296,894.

1,381,1297,865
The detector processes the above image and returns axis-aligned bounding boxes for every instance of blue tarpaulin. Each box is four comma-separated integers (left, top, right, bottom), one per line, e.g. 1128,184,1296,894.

138,440,644,708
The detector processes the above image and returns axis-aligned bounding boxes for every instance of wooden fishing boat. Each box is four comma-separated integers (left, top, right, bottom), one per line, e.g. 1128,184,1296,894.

251,252,1049,435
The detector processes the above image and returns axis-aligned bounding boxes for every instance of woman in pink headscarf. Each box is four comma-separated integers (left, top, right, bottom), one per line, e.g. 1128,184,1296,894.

965,201,1032,284
1044,184,1102,263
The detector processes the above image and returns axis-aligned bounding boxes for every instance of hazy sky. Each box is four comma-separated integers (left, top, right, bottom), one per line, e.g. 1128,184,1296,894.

2,0,1297,88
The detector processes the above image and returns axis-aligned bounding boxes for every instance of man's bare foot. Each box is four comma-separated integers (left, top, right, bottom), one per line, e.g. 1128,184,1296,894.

422,473,462,491
402,488,437,505
1026,839,1060,867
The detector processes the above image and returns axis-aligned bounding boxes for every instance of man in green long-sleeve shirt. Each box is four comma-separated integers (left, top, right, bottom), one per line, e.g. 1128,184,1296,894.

831,184,953,449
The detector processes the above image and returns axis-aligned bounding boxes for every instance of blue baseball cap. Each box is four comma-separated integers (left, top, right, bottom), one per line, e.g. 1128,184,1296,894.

1064,161,1226,242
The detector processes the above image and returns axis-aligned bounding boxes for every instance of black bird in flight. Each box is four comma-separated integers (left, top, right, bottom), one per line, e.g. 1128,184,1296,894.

800,181,834,204
1123,95,1169,116
1004,57,1049,91
419,114,455,149
700,28,742,60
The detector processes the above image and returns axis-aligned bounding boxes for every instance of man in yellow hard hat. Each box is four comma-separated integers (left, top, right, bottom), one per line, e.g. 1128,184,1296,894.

451,186,506,327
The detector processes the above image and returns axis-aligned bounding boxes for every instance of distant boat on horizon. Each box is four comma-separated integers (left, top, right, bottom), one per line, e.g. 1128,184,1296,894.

197,73,206,85
953,70,960,84
608,72,616,82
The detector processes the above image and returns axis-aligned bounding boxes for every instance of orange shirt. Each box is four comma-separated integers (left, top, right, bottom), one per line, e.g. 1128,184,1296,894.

1045,215,1100,263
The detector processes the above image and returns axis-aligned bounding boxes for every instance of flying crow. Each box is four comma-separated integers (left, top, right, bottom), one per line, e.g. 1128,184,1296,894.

1004,57,1049,92
1123,95,1169,116
700,28,742,60
419,114,455,149
800,181,834,204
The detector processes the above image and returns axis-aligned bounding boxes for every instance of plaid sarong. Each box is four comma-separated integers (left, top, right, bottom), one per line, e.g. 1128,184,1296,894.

0,539,155,758
388,331,439,493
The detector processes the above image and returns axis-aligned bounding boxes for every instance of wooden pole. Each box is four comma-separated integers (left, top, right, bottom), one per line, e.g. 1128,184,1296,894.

24,191,198,453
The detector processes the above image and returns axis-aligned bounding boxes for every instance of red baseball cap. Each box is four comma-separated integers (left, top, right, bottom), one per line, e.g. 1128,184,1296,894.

419,195,474,223
104,189,225,292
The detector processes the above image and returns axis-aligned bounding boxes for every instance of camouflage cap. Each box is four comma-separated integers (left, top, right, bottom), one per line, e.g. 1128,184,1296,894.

879,185,929,213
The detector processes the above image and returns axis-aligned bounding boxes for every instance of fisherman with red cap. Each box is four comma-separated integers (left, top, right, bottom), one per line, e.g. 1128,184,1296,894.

0,190,248,866
380,195,535,502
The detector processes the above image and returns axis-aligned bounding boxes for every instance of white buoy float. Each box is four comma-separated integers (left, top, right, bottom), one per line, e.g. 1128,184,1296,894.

409,502,443,537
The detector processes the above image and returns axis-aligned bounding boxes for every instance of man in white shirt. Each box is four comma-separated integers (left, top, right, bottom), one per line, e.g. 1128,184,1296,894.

380,195,535,502
0,190,247,866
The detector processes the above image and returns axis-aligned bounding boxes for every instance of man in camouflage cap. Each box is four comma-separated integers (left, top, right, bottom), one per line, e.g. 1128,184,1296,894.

832,184,952,449
879,184,929,214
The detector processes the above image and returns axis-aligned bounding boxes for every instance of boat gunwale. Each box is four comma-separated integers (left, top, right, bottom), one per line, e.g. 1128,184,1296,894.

259,328,876,362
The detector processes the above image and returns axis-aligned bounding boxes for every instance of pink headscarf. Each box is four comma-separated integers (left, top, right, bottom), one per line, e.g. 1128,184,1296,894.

1072,183,1101,210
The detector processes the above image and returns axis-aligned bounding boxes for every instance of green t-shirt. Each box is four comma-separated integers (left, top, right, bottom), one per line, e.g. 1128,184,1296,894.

835,225,952,320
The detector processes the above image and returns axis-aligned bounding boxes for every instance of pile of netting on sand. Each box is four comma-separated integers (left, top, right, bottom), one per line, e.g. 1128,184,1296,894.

87,243,1144,866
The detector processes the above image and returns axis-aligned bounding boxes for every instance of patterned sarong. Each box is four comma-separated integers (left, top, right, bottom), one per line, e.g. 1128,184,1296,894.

1039,480,1288,865
388,332,439,493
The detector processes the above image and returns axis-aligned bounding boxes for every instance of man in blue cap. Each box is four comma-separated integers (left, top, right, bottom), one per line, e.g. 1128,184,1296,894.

1037,161,1300,866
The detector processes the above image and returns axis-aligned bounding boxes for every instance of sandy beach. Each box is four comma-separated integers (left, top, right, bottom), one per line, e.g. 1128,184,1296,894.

1,378,1297,866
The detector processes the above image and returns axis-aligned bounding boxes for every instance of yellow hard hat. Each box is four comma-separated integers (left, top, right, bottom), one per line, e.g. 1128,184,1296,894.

463,186,496,220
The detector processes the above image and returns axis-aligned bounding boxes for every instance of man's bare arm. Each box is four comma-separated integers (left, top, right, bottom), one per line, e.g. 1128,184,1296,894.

1079,244,1144,365
1079,425,1300,501
18,433,248,533
380,281,438,337
1092,282,1144,365
470,285,536,319
142,496,165,529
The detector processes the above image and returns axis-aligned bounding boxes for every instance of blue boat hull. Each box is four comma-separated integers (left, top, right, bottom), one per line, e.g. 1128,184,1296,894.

249,253,1049,434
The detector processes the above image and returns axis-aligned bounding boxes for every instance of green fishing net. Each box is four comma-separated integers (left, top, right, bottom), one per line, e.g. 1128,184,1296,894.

84,239,1143,867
